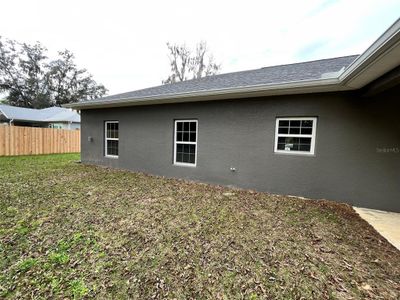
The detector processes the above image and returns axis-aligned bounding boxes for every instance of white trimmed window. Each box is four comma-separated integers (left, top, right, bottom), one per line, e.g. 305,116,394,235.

105,121,119,158
274,117,317,155
174,120,197,166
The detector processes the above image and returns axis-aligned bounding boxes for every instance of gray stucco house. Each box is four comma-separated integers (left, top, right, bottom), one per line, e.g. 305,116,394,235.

66,19,400,212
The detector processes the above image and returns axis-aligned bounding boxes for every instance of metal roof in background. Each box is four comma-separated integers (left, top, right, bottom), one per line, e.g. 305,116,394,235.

0,105,80,123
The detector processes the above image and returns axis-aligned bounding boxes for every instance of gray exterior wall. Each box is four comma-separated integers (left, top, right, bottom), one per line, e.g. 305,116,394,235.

81,90,400,212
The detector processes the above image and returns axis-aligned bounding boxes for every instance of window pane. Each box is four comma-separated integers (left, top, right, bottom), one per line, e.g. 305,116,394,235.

176,152,183,163
182,153,189,163
183,132,189,141
183,144,189,153
299,144,311,151
106,122,118,138
190,132,196,142
175,143,196,164
277,143,285,150
189,144,196,154
290,120,301,127
301,120,313,127
278,137,286,144
289,127,300,134
279,120,289,127
280,136,295,151
114,123,119,138
107,140,118,156
106,123,111,138
300,127,312,135
300,138,311,144
277,136,312,152
278,127,289,134
276,119,315,153
175,121,197,165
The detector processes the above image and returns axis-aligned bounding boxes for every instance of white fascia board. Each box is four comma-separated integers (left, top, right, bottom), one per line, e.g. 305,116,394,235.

339,18,400,88
64,78,348,109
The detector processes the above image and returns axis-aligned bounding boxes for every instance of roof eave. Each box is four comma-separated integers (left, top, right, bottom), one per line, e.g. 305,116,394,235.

0,108,10,119
339,18,400,88
6,119,49,123
64,78,348,109
64,18,400,110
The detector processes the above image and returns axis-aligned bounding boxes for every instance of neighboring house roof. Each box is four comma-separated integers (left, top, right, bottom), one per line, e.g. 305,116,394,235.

65,18,400,110
0,105,80,123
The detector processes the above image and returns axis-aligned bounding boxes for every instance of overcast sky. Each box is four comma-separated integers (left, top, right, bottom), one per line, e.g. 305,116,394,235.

1,0,399,95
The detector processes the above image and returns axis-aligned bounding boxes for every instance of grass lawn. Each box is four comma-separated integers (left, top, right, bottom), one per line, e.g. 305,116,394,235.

0,154,399,299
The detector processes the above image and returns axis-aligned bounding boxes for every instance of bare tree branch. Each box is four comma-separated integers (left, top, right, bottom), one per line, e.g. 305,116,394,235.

163,41,221,84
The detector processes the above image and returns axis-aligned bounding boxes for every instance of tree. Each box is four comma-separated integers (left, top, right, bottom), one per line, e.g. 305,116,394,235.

163,41,221,84
0,37,107,108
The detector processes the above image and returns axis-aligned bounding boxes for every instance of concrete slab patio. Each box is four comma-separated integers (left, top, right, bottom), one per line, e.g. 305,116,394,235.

354,207,400,251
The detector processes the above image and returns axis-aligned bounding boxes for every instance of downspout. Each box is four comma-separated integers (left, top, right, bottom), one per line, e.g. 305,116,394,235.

9,119,13,126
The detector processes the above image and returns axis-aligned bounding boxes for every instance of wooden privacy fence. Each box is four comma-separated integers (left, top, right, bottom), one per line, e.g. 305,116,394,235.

0,125,80,156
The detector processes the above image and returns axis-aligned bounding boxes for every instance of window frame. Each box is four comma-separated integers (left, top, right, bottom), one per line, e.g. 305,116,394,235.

173,119,198,167
274,117,317,156
104,121,119,158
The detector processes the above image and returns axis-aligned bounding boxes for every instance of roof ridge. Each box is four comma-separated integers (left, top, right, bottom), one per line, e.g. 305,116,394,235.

0,104,37,111
165,55,360,84
260,54,359,69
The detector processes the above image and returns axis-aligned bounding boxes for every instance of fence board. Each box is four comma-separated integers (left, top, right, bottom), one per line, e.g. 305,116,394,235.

0,125,80,156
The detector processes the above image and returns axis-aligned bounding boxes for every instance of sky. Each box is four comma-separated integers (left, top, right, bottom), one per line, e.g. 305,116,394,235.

1,0,399,95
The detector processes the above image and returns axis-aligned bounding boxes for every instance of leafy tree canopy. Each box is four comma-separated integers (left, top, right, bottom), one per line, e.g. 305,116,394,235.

0,37,107,108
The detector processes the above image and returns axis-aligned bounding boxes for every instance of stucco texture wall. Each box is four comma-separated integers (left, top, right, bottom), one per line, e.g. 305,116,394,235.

80,91,400,212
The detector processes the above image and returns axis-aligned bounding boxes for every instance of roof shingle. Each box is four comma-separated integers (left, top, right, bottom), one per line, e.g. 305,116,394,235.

94,55,358,103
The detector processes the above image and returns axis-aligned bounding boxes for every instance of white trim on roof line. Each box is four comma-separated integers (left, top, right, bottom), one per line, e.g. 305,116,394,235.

0,107,10,119
65,78,346,109
64,18,400,110
340,17,400,88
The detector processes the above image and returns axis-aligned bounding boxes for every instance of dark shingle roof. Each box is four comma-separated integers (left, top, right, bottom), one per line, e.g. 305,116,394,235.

93,55,359,103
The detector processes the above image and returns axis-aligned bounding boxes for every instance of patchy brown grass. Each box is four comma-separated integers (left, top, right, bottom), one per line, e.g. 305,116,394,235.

0,154,399,299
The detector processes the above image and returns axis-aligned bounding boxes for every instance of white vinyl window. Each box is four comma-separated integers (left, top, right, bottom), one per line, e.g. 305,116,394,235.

105,121,119,158
174,120,198,166
274,117,317,155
